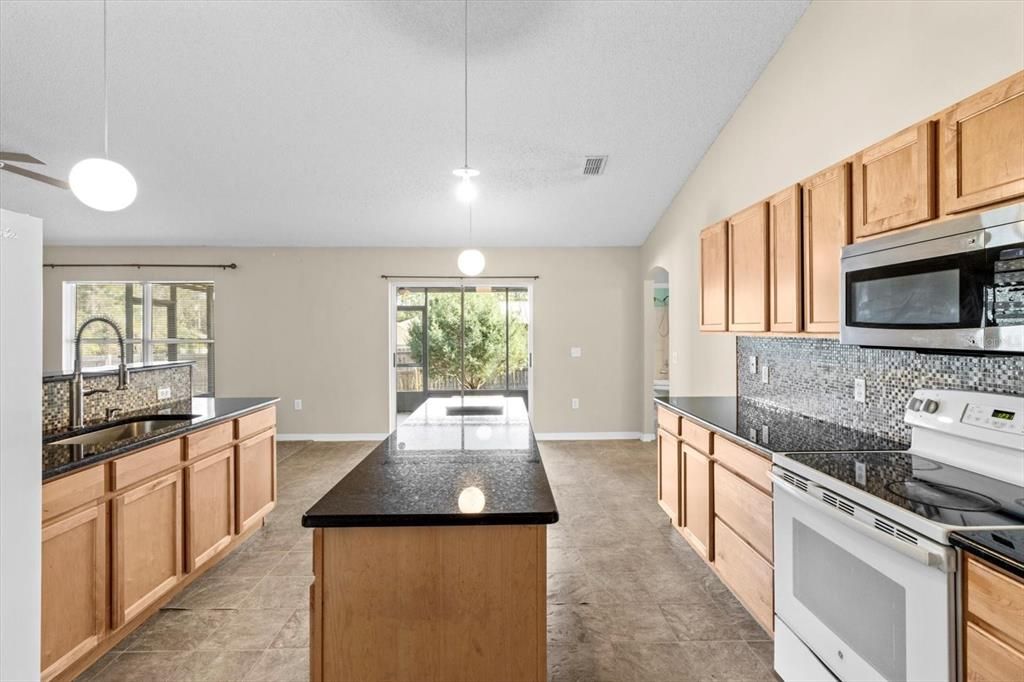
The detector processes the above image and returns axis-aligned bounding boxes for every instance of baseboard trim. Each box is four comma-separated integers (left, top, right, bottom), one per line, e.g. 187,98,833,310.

534,431,643,441
278,433,388,442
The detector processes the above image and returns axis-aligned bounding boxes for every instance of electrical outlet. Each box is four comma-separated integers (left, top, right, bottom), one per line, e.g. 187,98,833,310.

571,398,579,409
854,378,866,403
570,347,582,358
761,365,770,384
294,399,303,411
157,387,171,400
749,356,757,375
748,427,758,442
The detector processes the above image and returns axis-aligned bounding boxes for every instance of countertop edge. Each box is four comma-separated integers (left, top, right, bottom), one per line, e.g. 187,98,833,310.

653,396,773,459
42,397,280,481
301,510,560,528
950,533,1024,580
43,360,197,383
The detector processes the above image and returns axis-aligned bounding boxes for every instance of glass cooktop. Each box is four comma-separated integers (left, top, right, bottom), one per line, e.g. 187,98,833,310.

784,451,1024,528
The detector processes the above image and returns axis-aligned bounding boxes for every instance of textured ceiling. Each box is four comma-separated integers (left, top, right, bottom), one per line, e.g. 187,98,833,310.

0,1,808,246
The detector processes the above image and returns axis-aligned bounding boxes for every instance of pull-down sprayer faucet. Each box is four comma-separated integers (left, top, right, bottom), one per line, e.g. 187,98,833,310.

70,316,131,429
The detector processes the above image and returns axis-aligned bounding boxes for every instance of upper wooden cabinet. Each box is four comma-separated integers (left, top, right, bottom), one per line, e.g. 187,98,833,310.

728,202,769,332
853,121,937,239
768,185,802,333
802,162,851,333
942,71,1024,214
699,221,729,331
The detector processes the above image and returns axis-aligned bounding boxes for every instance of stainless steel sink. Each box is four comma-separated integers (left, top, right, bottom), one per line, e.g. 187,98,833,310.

50,415,197,446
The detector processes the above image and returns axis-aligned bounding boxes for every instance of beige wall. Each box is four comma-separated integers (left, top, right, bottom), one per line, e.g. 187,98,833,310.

42,246,642,436
641,0,1024,398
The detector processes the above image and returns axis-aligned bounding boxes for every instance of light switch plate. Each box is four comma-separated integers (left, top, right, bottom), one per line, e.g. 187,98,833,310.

294,399,303,410
570,347,582,358
157,387,171,400
571,398,579,409
748,356,757,375
761,365,770,384
761,424,770,443
854,378,866,403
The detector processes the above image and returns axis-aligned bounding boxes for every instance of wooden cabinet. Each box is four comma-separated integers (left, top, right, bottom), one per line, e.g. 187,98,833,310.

728,202,769,332
966,622,1024,682
41,504,107,682
714,464,772,562
942,71,1024,214
768,185,802,333
656,405,681,437
112,471,184,628
236,429,277,534
714,518,774,633
682,446,712,560
853,121,937,239
802,162,851,333
657,429,682,524
964,554,1024,682
699,221,729,331
186,447,235,572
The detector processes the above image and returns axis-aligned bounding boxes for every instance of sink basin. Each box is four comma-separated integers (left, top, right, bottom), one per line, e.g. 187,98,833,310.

50,415,197,446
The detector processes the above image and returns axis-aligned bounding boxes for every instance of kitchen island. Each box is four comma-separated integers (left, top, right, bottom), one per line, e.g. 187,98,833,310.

302,396,557,682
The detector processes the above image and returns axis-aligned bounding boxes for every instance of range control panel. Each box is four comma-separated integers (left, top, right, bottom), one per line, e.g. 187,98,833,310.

961,403,1024,435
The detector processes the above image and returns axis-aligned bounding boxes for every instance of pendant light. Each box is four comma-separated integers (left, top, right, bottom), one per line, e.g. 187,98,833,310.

70,0,137,212
456,0,484,276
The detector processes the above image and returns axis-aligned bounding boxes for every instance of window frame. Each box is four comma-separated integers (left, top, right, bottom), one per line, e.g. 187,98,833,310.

62,280,216,396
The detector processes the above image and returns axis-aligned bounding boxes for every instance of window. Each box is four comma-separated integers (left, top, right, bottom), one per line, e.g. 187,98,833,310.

64,281,215,396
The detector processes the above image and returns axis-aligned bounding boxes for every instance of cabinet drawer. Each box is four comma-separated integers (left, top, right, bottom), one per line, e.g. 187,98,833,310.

713,436,771,493
42,466,106,522
111,439,182,491
714,518,773,635
967,556,1024,651
680,419,712,454
657,407,681,437
715,464,773,562
966,621,1024,682
236,406,276,440
186,421,234,460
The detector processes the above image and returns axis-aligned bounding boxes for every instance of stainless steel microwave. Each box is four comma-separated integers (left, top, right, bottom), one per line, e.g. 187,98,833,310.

840,203,1024,354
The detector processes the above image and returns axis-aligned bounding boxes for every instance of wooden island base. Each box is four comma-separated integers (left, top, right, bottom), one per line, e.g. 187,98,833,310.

310,524,547,682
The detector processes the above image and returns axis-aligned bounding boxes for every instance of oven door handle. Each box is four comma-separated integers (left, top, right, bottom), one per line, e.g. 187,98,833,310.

769,472,955,573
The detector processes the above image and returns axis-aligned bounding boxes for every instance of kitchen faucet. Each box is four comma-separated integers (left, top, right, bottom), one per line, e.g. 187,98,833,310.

70,316,131,429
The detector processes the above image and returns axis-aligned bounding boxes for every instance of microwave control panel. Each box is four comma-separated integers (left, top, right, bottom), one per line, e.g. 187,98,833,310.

961,403,1024,435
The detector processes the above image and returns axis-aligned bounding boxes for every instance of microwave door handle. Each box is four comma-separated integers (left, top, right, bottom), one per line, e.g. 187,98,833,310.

769,472,954,573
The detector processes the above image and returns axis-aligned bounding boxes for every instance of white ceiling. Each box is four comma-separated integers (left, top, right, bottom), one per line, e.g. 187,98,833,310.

0,1,808,247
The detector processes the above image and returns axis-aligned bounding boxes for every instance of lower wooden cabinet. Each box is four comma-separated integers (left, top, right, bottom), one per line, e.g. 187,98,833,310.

657,429,682,525
682,446,713,560
714,464,773,562
186,447,236,571
41,504,107,682
111,471,184,628
714,518,774,633
966,622,1024,682
964,555,1024,681
237,429,277,534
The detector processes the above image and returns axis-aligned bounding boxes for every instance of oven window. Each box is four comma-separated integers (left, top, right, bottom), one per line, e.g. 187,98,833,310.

794,520,907,681
851,269,960,325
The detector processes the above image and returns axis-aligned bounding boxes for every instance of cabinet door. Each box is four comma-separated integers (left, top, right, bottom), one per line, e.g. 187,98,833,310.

112,471,183,628
41,504,107,682
728,202,769,332
682,446,712,560
768,185,802,332
699,221,729,331
853,121,937,239
942,71,1024,214
802,162,851,333
657,429,682,525
236,429,277,534
965,622,1024,682
186,447,235,572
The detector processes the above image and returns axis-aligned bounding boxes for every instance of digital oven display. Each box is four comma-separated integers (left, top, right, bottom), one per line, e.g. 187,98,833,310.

992,409,1016,421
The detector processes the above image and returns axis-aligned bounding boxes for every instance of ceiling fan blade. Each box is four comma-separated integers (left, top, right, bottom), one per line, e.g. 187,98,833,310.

0,151,44,164
0,163,70,189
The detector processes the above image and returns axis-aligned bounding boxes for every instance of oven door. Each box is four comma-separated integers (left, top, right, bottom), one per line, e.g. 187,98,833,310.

772,471,956,682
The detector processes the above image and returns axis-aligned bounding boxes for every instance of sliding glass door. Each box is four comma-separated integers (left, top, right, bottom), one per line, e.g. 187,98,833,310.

394,285,530,419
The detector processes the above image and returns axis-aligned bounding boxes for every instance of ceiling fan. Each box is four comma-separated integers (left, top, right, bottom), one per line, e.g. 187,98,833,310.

0,151,70,190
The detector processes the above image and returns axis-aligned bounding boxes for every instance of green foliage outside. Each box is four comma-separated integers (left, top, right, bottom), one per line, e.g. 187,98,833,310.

408,292,528,390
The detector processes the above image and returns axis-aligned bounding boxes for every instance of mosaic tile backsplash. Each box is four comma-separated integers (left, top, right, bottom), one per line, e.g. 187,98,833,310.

736,336,1024,443
43,364,193,434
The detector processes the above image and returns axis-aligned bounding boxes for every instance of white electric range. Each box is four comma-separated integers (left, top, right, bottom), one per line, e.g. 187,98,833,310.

771,389,1024,682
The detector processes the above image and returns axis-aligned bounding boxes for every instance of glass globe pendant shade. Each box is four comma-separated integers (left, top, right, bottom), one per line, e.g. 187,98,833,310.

457,248,485,276
69,158,137,211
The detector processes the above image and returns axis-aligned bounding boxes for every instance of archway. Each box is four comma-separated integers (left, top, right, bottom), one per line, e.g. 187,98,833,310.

642,266,670,440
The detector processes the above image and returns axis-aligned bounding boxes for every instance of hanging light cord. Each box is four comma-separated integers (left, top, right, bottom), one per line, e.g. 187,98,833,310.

463,0,468,168
103,0,109,157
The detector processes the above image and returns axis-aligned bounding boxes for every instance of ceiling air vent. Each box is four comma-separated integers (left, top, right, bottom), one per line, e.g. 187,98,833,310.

583,155,608,176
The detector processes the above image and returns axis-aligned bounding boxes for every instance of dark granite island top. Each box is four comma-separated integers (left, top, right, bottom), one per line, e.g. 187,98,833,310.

302,396,559,527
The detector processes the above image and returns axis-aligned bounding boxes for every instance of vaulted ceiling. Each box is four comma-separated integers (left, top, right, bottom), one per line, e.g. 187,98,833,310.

1,1,808,246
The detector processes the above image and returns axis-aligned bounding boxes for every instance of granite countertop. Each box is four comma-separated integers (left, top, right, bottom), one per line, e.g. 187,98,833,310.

43,360,195,382
655,395,908,457
951,529,1024,580
302,396,559,528
42,396,279,480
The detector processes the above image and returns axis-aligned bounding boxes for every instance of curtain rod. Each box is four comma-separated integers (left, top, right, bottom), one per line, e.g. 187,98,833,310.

44,263,238,270
380,274,538,280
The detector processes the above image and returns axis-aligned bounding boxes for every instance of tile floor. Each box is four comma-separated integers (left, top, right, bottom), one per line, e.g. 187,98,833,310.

78,439,774,682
